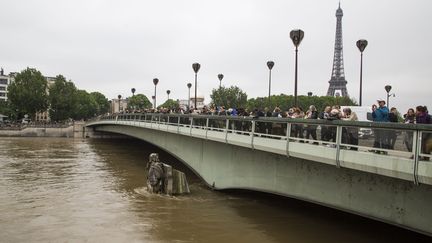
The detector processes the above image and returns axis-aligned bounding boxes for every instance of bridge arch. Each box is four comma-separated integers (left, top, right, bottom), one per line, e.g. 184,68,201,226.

93,124,208,186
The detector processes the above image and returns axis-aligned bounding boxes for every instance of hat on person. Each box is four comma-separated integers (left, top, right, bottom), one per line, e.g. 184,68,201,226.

377,98,386,103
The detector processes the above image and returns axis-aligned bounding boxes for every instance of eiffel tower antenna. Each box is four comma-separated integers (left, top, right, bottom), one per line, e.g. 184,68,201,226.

327,2,349,97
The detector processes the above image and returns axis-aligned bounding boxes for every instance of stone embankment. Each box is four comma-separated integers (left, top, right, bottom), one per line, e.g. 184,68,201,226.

0,122,80,138
0,121,118,138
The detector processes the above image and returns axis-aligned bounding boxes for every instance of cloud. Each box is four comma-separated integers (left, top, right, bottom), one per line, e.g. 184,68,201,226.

0,0,430,112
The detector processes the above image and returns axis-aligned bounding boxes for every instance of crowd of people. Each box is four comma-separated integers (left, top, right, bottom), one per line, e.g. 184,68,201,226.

371,98,431,159
116,99,431,158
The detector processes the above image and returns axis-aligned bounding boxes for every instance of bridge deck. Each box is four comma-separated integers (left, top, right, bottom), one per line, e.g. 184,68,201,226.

87,114,432,186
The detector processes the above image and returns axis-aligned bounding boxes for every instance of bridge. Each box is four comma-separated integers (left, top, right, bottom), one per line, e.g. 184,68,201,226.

86,113,432,236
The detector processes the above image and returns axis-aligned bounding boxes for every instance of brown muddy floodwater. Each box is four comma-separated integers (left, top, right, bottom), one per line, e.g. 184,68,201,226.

0,137,430,242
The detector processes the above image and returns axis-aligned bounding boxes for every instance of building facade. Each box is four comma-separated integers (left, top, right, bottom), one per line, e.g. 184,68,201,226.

0,68,13,101
110,98,129,114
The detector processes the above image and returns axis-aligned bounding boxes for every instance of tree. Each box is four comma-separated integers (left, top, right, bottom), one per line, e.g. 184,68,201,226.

90,92,110,115
210,86,248,108
158,99,179,110
73,90,97,120
48,75,78,121
7,67,48,119
127,94,152,110
0,100,16,120
246,94,357,112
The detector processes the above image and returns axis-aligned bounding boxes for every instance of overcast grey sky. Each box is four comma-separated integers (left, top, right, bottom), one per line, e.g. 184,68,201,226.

1,0,431,112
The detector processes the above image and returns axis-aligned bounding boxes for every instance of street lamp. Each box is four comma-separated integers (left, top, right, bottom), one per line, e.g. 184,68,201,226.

267,61,274,105
130,88,136,111
384,85,395,107
117,94,122,112
218,74,224,89
356,39,368,106
166,90,171,100
153,78,159,109
307,92,313,97
187,83,192,110
290,29,304,107
192,63,201,109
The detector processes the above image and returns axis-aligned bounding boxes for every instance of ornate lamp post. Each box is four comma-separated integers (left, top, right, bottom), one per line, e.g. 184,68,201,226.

130,88,136,110
266,61,275,105
384,85,395,107
356,39,368,106
153,78,159,109
192,63,201,109
290,29,304,107
218,74,224,89
117,94,122,112
166,90,171,100
187,83,192,110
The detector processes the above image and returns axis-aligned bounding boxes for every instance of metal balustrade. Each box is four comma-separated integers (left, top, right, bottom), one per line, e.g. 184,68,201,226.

90,113,432,185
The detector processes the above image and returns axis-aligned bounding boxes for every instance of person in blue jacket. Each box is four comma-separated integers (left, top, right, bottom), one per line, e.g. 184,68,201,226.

372,98,390,153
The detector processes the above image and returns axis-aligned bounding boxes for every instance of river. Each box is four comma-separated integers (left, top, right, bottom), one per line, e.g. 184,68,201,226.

0,137,429,242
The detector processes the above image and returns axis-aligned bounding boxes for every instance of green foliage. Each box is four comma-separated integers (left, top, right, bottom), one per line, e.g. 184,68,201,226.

73,90,98,120
90,92,110,115
4,67,111,121
0,100,16,120
210,86,248,108
7,67,48,119
158,99,179,110
48,75,78,121
247,94,357,112
127,94,152,110
393,109,404,123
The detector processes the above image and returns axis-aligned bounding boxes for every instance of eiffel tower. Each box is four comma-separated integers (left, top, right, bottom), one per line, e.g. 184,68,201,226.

327,3,348,97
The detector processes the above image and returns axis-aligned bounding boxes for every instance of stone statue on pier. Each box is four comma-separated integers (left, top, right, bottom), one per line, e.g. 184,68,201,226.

146,153,166,193
146,153,190,195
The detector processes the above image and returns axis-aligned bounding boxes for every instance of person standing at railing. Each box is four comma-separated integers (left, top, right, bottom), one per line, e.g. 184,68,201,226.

327,108,341,145
230,108,241,131
388,107,399,149
403,108,416,154
218,106,226,116
319,106,332,144
209,106,219,128
305,105,318,144
342,108,359,150
290,107,305,141
237,108,250,132
218,106,227,129
263,107,272,135
271,106,284,135
416,105,431,160
372,99,390,154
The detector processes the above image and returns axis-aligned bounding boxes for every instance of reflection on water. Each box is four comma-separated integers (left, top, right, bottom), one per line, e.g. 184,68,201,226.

0,137,429,242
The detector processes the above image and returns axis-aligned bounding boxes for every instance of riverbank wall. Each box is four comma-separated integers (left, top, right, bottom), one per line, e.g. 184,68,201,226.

0,122,125,138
